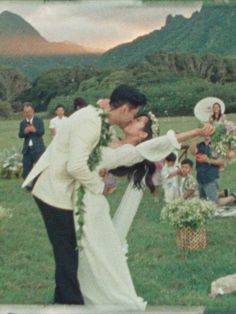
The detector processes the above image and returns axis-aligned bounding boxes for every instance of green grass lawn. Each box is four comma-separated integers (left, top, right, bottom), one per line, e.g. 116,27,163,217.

0,116,236,309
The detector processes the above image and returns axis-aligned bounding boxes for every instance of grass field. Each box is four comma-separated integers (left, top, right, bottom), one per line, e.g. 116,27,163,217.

0,116,236,310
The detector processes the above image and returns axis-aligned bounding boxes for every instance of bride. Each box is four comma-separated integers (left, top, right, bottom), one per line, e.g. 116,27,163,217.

77,113,213,311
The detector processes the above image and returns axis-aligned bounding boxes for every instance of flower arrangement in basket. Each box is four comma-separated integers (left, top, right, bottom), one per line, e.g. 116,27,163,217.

0,147,23,179
210,120,236,162
161,198,216,250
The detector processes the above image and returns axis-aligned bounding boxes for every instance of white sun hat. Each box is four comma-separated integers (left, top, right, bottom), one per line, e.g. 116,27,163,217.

194,97,225,123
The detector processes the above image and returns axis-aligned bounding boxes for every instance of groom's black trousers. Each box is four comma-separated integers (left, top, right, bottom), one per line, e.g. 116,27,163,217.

34,197,84,305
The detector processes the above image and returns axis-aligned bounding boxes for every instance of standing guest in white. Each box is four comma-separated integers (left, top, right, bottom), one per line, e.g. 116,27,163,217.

22,84,147,305
49,104,68,136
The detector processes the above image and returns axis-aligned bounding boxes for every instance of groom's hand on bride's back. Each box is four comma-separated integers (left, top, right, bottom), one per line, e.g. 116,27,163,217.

99,168,107,177
103,184,116,195
103,177,117,195
99,168,117,194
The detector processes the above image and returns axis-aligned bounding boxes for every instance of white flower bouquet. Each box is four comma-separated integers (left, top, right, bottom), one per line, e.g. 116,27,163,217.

161,198,216,230
211,120,236,161
148,111,160,137
0,147,23,179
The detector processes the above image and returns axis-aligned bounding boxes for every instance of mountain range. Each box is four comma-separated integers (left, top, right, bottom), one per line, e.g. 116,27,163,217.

0,4,236,76
97,4,236,68
0,11,92,55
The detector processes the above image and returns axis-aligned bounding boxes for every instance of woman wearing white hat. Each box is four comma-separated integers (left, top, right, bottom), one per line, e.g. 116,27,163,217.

209,101,226,125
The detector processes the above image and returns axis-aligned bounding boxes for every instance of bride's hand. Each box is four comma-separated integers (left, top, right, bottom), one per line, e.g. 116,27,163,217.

198,124,215,137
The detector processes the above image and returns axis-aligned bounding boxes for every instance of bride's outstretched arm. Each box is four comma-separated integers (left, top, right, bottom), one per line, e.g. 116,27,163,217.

135,124,214,162
101,130,181,170
175,124,214,142
101,124,215,170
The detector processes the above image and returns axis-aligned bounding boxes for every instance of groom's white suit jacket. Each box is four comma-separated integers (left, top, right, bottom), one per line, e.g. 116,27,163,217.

22,106,104,210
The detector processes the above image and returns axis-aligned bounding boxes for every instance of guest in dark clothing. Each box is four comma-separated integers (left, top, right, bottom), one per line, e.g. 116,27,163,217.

73,97,88,112
18,102,45,179
191,135,236,207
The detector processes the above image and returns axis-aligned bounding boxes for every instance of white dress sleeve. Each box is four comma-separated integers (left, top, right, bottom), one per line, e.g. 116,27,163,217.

135,130,181,162
100,130,181,170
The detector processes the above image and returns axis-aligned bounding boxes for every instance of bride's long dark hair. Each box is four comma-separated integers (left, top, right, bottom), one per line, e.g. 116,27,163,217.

110,113,156,193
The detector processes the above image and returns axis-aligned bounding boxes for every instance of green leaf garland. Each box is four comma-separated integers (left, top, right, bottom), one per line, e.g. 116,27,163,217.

76,106,112,247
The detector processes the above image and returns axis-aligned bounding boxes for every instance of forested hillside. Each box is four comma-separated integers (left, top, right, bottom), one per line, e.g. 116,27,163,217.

97,5,236,68
17,52,235,117
1,3,236,117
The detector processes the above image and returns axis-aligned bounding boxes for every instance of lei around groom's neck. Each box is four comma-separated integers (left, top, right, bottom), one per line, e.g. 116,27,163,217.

104,104,117,126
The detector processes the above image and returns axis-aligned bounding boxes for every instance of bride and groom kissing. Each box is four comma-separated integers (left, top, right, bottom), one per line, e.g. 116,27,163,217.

23,84,214,310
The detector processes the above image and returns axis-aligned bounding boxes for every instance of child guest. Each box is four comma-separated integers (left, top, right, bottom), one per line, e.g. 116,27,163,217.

179,159,199,200
161,153,179,203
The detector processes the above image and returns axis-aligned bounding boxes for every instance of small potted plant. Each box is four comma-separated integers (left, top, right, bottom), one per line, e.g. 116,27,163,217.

161,198,216,250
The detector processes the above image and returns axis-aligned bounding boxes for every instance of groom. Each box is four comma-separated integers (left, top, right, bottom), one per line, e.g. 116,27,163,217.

23,84,146,304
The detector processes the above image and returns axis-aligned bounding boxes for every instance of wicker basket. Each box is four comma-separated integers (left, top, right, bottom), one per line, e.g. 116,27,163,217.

176,227,207,250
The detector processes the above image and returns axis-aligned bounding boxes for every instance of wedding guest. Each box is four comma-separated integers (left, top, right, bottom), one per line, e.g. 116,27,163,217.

209,102,226,125
49,104,68,136
179,158,199,199
161,152,180,203
151,160,164,202
73,96,88,112
192,136,236,207
18,102,45,179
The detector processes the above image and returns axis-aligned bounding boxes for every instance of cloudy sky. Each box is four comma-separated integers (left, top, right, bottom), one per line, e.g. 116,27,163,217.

0,0,202,51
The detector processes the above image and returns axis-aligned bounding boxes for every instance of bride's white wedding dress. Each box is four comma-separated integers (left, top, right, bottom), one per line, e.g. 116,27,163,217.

113,181,144,249
77,131,180,311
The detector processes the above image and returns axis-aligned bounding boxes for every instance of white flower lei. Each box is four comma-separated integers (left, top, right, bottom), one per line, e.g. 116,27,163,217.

148,111,160,137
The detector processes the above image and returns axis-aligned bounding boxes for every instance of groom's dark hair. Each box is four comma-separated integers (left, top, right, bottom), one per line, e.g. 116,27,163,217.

110,84,146,109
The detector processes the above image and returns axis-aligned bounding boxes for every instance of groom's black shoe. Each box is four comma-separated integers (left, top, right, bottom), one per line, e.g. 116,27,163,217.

53,300,84,305
54,287,84,305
